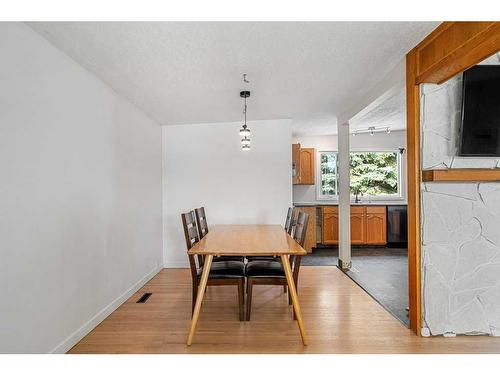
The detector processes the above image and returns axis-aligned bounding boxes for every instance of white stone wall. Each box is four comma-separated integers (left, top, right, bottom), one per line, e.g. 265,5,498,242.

420,62,500,336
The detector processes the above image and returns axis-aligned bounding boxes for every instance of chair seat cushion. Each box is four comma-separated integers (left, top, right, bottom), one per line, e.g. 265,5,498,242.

245,260,285,278
246,256,279,261
198,260,245,279
213,256,245,262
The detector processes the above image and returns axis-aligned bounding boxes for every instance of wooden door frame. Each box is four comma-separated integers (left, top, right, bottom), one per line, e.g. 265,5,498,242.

406,22,500,335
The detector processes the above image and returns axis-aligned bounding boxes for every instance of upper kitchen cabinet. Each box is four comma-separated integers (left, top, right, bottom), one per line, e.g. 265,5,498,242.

292,143,315,185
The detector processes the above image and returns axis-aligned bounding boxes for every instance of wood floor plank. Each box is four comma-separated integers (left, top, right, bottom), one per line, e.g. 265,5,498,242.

68,267,500,354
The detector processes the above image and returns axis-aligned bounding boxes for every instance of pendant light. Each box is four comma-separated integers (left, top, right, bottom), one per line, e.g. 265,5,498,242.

239,74,251,150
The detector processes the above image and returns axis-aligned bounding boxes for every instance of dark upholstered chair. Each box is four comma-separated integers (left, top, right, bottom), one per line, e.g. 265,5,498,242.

245,211,309,321
194,207,244,263
181,210,246,321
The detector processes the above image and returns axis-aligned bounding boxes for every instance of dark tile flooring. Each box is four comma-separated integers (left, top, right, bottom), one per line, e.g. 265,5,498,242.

302,246,409,327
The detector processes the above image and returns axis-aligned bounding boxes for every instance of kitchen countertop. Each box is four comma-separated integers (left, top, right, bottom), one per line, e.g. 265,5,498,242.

293,202,407,207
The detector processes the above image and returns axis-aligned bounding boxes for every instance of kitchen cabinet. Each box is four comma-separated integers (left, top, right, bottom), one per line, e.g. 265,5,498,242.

292,143,301,185
298,148,315,185
292,144,315,185
321,206,338,245
295,206,317,252
350,206,366,245
365,206,387,245
321,205,387,246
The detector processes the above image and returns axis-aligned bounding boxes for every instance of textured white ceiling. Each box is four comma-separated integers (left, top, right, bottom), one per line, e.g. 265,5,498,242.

350,89,406,132
29,22,438,131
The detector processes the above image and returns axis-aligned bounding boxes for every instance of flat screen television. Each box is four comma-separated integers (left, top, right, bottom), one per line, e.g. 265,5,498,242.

459,65,500,157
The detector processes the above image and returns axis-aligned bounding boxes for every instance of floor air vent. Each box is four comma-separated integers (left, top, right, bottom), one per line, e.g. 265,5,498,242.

136,293,152,303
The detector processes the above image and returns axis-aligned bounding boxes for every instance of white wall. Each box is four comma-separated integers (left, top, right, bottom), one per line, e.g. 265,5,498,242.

163,119,292,267
420,69,500,336
0,23,163,353
292,130,407,204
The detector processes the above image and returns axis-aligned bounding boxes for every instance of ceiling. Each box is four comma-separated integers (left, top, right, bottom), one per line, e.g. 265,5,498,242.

29,22,438,133
349,89,406,133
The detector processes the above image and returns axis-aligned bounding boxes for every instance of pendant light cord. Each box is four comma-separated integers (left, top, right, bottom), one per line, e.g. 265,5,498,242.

243,73,249,127
244,95,247,127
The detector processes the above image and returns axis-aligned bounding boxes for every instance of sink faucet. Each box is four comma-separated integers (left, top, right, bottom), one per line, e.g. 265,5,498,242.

354,191,362,204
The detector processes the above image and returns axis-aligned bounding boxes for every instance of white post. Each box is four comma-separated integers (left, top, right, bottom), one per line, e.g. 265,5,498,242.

338,121,351,269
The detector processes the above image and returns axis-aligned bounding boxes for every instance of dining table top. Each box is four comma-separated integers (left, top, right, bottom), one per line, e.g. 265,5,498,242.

187,224,307,256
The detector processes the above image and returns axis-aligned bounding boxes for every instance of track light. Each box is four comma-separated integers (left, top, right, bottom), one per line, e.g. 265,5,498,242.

351,126,392,136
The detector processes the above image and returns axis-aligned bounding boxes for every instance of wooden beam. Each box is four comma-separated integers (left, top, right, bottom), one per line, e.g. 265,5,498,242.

422,169,500,182
414,22,500,84
406,50,422,336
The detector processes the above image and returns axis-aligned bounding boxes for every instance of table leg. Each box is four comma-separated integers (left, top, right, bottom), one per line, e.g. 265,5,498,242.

187,254,213,346
281,255,308,346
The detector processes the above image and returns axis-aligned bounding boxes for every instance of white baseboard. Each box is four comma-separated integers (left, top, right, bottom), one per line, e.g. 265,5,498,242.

50,265,162,354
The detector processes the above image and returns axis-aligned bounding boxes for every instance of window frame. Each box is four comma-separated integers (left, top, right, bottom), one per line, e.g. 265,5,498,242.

316,150,338,201
316,149,405,202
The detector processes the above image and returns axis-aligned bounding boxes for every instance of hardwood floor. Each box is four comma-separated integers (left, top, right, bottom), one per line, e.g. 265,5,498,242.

69,267,500,354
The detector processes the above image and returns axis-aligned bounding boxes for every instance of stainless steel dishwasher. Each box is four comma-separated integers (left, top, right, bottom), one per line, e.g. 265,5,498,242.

387,205,408,247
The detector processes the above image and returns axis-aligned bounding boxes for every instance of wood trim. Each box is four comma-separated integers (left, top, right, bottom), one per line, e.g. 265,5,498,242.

292,143,301,185
422,169,500,182
415,22,500,84
406,49,422,336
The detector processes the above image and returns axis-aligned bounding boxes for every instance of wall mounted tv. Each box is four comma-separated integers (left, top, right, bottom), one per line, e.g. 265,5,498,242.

459,65,500,157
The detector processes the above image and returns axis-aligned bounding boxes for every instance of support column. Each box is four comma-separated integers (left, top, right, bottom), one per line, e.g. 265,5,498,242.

338,121,351,269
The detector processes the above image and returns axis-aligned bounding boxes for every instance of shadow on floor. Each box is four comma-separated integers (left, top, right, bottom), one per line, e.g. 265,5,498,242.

302,246,409,327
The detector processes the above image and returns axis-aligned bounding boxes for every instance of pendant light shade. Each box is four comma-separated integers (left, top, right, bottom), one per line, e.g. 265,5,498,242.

242,144,251,151
241,136,251,145
240,125,251,138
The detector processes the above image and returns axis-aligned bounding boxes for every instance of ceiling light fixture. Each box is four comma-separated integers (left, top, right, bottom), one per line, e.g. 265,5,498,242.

239,74,251,150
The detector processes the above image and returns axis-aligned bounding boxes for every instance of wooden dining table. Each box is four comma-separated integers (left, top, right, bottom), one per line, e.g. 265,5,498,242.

186,224,308,346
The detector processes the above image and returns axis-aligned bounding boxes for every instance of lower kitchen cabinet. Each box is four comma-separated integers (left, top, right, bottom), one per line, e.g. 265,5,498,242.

350,206,366,245
365,206,387,245
321,205,387,246
322,207,338,245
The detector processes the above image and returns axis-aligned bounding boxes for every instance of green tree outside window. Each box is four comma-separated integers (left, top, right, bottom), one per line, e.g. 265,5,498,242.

320,153,337,196
318,151,399,198
350,152,398,196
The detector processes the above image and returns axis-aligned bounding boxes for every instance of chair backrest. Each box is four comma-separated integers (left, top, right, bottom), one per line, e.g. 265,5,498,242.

181,211,203,278
181,211,199,250
284,207,296,234
292,212,309,247
291,211,309,284
195,207,209,239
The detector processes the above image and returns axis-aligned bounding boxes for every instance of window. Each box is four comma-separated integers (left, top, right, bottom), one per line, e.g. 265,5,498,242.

350,151,400,197
317,150,402,200
318,152,337,199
